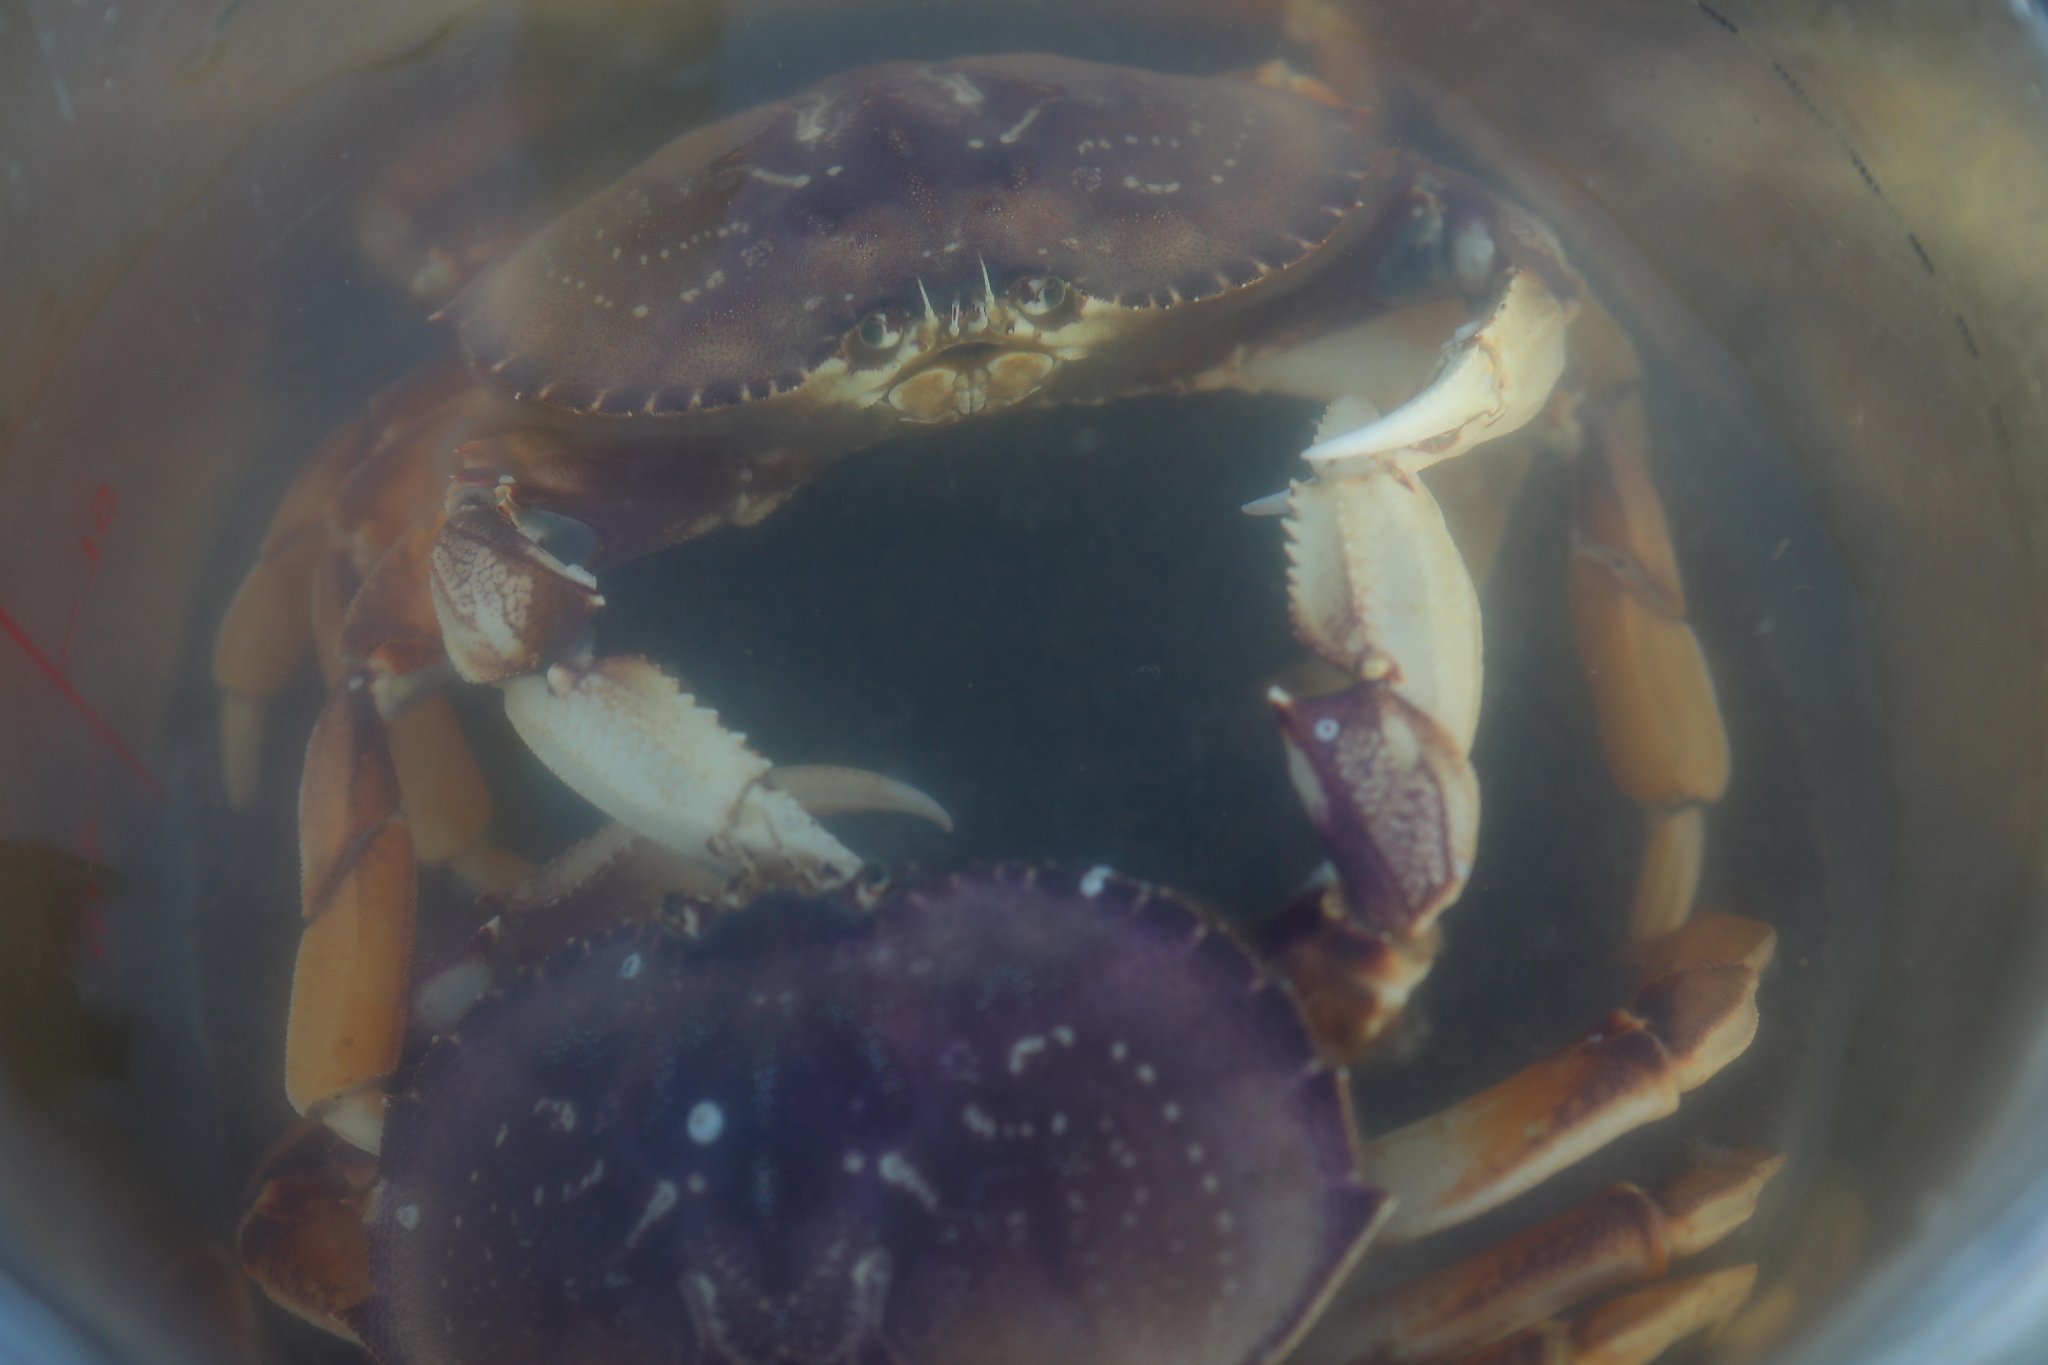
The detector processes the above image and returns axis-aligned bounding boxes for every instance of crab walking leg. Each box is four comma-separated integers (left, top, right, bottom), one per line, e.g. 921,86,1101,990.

1567,398,1730,940
1448,1267,1758,1365
214,415,381,807
215,364,479,806
237,1118,377,1340
1363,913,1774,1245
288,677,415,1153
1352,1152,1783,1364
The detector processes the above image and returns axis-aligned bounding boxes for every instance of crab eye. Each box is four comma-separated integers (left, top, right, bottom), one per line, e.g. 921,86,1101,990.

1013,274,1073,320
847,308,907,362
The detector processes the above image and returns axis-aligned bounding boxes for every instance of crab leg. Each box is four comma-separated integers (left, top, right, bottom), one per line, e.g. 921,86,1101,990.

288,677,414,1153
214,415,380,807
214,364,477,805
1566,387,1729,941
1353,1151,1782,1363
1362,911,1774,1244
1447,1267,1758,1365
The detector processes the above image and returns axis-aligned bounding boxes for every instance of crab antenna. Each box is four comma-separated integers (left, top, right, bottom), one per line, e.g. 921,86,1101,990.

979,255,997,306
917,279,939,325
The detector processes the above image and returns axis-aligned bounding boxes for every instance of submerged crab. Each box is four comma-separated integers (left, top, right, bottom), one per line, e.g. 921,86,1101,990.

223,50,1771,1365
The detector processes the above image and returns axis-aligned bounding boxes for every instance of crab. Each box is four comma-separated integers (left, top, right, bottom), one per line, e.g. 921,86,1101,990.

220,49,1773,1365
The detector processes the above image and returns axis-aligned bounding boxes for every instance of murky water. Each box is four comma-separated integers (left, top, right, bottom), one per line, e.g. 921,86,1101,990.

9,5,1892,1363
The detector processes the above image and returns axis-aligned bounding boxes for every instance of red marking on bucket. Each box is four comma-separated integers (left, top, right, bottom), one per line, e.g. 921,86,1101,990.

0,602,165,800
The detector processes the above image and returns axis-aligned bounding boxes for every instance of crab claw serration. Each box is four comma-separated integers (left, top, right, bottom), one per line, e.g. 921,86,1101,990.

501,658,862,892
1285,460,1482,752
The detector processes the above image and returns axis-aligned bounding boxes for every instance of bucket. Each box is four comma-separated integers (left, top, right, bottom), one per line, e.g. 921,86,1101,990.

2,2,2045,1361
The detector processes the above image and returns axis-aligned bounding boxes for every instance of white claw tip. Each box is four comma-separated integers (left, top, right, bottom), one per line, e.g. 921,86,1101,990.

765,766,954,833
1241,489,1293,517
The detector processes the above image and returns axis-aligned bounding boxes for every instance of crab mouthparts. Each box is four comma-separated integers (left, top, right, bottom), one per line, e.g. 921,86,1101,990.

886,344,1059,421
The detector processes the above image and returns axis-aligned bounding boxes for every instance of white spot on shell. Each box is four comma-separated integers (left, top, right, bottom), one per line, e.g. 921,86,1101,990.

620,951,643,978
688,1101,725,1145
962,1105,998,1138
395,1204,420,1230
563,1158,606,1200
794,97,832,143
880,1151,940,1211
1009,1036,1047,1075
932,71,984,106
747,167,811,189
1313,717,1341,742
622,1180,678,1250
630,304,649,320
998,104,1044,145
1080,866,1111,897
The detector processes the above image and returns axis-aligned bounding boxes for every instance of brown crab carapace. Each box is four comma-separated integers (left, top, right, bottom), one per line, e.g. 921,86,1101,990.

224,46,1766,1365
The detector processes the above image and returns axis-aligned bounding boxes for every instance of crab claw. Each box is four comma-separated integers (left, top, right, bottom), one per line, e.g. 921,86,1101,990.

1285,457,1482,750
1302,269,1572,472
503,658,862,893
1271,681,1477,941
1279,452,1482,938
1271,414,1486,1056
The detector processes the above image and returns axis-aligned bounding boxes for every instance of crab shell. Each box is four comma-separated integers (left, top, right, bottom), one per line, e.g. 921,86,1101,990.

360,868,1383,1365
444,53,1380,463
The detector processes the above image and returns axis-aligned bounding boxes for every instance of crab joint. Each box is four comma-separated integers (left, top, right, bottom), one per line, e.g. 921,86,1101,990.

428,497,602,684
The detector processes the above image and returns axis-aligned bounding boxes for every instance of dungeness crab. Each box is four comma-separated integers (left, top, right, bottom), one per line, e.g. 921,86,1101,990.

222,50,1776,1365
